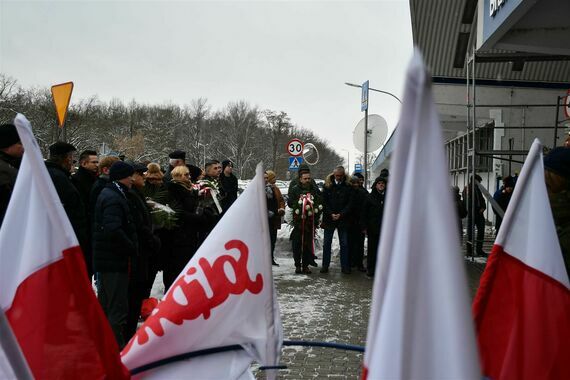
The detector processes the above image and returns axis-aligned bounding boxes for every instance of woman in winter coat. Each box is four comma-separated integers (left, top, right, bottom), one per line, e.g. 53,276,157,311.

265,170,285,266
163,165,208,289
361,176,387,277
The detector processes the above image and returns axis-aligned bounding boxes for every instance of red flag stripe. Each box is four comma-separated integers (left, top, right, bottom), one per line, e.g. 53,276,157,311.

6,246,130,379
473,244,570,380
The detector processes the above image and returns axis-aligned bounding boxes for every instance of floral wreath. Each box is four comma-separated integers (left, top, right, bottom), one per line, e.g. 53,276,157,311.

291,192,322,221
193,179,223,214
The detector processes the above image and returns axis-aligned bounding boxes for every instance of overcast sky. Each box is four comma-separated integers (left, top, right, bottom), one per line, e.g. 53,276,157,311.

0,0,412,170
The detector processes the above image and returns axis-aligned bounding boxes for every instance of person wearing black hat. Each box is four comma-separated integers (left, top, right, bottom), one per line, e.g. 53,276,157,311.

46,141,91,274
544,147,570,276
0,123,23,227
361,175,387,277
220,159,238,213
93,160,137,348
124,162,161,339
164,150,186,182
492,176,515,235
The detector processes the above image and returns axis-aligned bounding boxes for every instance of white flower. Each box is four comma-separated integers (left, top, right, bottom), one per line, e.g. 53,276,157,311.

295,209,300,215
305,204,311,211
298,199,302,205
307,211,313,216
318,205,323,210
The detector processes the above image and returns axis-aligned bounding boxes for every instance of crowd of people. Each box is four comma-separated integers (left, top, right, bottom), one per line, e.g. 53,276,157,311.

0,122,239,348
280,163,388,277
2,119,569,349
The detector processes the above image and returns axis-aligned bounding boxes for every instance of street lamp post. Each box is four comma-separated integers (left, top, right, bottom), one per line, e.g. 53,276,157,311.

344,82,402,188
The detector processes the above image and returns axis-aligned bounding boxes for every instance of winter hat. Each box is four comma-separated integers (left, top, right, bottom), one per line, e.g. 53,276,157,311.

128,161,147,174
49,141,76,156
266,170,276,184
353,172,364,179
109,161,134,181
0,123,20,149
187,164,202,182
222,159,233,171
168,150,186,160
298,162,310,175
380,168,390,178
544,147,570,180
145,162,164,180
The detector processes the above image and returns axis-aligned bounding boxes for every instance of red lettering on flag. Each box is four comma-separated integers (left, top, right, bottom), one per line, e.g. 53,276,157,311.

123,240,263,354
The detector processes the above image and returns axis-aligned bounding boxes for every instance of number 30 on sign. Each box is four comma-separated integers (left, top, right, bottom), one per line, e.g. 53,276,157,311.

287,138,304,157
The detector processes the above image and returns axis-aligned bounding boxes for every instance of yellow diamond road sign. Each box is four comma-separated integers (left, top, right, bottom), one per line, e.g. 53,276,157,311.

51,82,74,128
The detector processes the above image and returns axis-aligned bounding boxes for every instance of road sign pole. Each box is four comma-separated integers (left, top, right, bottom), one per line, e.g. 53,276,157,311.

364,107,368,189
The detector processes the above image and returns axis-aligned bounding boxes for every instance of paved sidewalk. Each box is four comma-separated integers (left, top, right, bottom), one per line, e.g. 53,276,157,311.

254,228,486,379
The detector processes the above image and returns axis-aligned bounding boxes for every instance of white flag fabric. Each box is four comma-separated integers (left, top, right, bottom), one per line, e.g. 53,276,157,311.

473,139,570,379
0,114,129,379
362,50,481,379
121,164,282,379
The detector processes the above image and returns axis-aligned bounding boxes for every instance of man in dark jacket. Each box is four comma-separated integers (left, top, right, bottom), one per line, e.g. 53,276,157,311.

89,155,120,221
361,176,387,277
124,162,161,339
72,150,99,211
46,142,90,275
71,149,99,279
321,166,353,274
463,174,487,257
220,159,238,213
348,175,368,272
0,123,23,228
93,161,138,348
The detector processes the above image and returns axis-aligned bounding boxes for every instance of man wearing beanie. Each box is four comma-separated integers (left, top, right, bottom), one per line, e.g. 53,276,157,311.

544,147,570,277
93,160,138,348
220,159,238,213
0,123,23,227
46,141,90,274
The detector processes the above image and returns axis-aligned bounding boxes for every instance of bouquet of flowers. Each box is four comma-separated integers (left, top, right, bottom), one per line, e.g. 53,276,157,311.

193,179,223,215
290,192,323,223
146,199,178,230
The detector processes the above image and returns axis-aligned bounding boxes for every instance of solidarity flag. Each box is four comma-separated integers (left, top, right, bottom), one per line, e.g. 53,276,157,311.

362,50,481,379
0,114,129,379
121,164,282,379
473,139,570,380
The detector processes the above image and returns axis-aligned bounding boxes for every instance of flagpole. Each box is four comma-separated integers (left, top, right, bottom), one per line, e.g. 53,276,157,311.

0,311,33,379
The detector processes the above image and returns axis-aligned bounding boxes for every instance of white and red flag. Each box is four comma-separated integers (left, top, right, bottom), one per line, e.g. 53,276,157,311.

473,139,570,380
121,164,282,379
362,50,481,379
0,114,129,379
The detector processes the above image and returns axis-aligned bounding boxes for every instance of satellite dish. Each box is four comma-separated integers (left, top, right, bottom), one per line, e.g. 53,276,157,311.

302,142,319,165
352,114,388,153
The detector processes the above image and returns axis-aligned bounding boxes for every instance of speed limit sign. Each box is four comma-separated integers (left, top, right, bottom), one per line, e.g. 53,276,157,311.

287,138,304,157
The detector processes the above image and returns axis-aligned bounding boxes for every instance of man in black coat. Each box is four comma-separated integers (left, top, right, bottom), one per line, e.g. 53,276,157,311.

89,155,120,222
93,161,138,348
463,174,487,257
361,176,387,277
321,166,353,274
220,159,238,213
0,123,23,228
348,174,368,272
71,149,98,279
124,162,161,340
46,142,90,276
